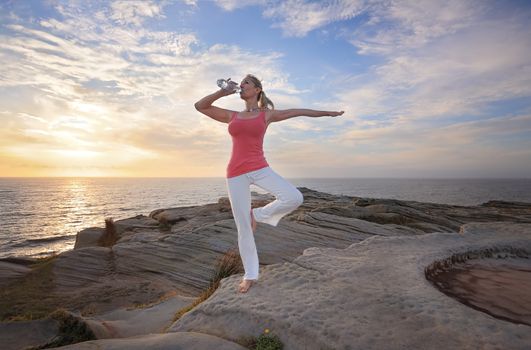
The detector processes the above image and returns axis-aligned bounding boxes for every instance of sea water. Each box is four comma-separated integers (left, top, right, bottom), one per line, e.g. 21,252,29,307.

1,177,530,259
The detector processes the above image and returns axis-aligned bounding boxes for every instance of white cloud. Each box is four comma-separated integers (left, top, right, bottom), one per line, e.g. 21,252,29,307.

214,0,266,11
0,1,301,176
2,0,530,177
213,0,365,37
352,0,485,54
110,0,165,26
325,0,531,123
263,0,366,37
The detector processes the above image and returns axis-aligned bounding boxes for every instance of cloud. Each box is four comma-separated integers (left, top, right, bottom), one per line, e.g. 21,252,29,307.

1,0,530,178
336,5,531,121
213,0,366,37
0,1,301,176
110,0,165,26
214,0,266,11
351,0,486,55
263,0,366,37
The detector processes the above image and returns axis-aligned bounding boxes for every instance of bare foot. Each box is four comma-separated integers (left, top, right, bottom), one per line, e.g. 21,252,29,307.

250,209,257,233
238,279,255,293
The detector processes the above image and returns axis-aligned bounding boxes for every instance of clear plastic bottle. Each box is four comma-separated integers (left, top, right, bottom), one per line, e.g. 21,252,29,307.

217,78,241,93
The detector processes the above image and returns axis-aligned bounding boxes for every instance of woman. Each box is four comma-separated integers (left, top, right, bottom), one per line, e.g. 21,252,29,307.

194,74,344,293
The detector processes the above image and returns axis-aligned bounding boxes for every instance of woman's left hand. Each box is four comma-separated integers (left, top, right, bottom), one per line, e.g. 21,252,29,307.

330,111,344,117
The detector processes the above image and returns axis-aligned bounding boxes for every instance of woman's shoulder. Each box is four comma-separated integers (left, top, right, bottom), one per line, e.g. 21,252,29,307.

264,109,286,124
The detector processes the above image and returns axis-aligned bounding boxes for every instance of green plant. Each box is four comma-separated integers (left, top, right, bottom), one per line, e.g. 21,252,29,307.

255,329,283,350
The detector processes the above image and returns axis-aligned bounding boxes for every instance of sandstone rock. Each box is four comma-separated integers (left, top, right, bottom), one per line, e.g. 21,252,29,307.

1,318,59,350
41,189,531,306
170,223,531,350
84,295,195,339
51,246,179,315
74,227,105,249
481,200,531,209
427,257,531,326
53,331,248,350
5,188,531,350
113,215,160,235
74,216,160,250
0,261,31,287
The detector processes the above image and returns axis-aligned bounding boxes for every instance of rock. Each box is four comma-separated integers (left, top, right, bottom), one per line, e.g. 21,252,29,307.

74,227,105,249
481,200,531,209
170,223,531,350
113,215,160,235
26,189,531,307
0,318,59,350
53,331,248,350
5,188,531,350
53,246,114,288
74,216,160,250
427,257,531,326
0,261,31,287
84,295,195,339
50,247,179,315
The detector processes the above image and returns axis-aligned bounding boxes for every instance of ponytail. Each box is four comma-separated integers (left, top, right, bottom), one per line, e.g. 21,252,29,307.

246,74,275,110
258,91,274,110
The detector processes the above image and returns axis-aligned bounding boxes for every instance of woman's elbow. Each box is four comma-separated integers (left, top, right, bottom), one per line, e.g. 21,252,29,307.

194,102,202,111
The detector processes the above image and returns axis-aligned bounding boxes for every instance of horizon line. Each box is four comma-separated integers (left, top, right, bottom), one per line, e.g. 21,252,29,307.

1,176,530,180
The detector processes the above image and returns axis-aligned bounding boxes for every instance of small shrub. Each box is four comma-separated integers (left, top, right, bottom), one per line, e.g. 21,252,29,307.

236,329,284,350
158,215,171,231
211,249,243,282
28,309,96,349
98,217,119,247
255,329,283,350
171,249,243,323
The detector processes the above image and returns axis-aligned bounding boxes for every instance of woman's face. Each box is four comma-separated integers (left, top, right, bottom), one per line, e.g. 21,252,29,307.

239,76,260,99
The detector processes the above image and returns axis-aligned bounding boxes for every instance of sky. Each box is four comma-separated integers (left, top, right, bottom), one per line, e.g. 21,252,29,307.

1,0,530,178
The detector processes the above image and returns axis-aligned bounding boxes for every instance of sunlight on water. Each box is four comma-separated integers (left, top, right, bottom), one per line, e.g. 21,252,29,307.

0,177,231,258
1,177,530,259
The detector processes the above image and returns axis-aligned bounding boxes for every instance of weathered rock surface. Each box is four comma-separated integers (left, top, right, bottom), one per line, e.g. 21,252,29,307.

54,331,247,350
53,189,531,300
0,261,31,288
1,318,59,350
50,246,182,315
74,215,160,249
84,295,195,339
74,227,105,249
428,257,531,326
170,222,531,349
2,188,531,349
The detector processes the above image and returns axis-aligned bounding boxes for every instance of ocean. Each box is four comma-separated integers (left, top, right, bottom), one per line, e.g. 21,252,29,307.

1,177,530,259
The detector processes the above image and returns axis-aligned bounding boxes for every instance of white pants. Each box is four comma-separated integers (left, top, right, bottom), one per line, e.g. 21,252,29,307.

226,166,304,280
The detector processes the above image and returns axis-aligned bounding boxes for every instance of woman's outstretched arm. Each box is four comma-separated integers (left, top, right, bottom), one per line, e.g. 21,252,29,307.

194,89,236,123
268,109,344,123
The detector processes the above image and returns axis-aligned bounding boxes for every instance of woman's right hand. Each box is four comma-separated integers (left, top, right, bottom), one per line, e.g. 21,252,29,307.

219,87,235,97
219,78,239,96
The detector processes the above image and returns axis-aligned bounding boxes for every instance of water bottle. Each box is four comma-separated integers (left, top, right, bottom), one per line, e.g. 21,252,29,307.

217,78,241,93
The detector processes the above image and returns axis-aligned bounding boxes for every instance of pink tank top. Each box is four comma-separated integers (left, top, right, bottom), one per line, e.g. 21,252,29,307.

226,111,269,178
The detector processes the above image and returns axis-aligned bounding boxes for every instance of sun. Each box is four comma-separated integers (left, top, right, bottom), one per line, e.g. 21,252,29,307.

53,149,101,158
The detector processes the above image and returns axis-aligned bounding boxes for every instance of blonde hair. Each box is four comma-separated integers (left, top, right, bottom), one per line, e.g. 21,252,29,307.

246,74,274,110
